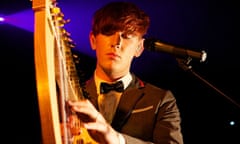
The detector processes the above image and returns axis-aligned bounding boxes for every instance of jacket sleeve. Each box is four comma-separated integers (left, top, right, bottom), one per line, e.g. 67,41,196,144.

152,90,183,144
122,133,154,144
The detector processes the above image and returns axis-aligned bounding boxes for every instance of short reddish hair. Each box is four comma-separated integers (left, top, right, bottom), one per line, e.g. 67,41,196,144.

91,1,150,37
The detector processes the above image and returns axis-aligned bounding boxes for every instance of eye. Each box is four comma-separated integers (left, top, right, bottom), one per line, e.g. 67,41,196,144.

101,25,117,36
121,33,135,39
101,30,115,36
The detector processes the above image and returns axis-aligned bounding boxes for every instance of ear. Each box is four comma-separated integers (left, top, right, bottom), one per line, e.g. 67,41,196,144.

89,31,96,50
134,39,145,57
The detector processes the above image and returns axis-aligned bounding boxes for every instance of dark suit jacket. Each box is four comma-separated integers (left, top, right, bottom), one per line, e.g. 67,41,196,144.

85,74,183,144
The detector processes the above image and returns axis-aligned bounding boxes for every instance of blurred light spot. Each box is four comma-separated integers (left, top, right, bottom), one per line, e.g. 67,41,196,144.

0,17,5,22
229,121,235,126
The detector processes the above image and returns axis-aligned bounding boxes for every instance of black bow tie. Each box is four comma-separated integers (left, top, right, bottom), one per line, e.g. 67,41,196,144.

100,81,124,94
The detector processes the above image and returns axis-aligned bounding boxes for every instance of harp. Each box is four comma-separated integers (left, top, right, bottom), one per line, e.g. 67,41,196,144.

32,0,97,143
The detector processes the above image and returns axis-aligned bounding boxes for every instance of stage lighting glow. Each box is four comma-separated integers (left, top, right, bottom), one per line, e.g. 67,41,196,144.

0,17,4,22
3,9,33,32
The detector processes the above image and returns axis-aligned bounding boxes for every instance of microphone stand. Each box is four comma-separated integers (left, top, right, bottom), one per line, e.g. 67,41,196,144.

176,57,240,109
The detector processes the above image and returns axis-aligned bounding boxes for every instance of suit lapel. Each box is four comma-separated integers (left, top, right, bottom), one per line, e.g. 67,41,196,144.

85,77,99,109
112,75,145,130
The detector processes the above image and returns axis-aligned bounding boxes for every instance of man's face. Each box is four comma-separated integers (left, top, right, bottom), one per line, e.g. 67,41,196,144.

90,31,143,77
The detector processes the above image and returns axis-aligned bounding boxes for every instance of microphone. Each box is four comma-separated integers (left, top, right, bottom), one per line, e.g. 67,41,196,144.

144,38,207,62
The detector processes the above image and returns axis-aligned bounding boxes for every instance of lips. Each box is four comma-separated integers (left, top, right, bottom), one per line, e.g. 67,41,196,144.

107,52,120,59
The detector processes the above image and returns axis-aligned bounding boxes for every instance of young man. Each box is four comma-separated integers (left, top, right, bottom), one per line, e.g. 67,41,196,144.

67,1,183,144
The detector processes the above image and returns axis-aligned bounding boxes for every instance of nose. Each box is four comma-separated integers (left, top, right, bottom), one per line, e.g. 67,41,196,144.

111,32,122,49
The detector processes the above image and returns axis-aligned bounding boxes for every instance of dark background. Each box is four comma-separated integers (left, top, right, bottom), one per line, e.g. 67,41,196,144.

1,0,239,143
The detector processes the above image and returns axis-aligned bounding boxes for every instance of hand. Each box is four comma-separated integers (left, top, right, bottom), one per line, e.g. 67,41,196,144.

68,100,122,144
60,115,81,143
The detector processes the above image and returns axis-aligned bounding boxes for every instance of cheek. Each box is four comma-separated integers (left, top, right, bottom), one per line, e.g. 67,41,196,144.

122,48,136,62
122,43,138,56
95,39,110,51
94,40,107,52
95,48,104,59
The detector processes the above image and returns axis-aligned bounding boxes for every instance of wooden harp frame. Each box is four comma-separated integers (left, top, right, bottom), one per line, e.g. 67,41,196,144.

32,0,62,143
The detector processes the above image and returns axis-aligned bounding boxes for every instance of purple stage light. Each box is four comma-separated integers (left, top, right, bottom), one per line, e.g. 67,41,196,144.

3,9,33,32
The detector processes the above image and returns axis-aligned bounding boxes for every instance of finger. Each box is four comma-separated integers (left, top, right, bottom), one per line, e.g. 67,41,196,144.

68,100,102,122
83,122,109,134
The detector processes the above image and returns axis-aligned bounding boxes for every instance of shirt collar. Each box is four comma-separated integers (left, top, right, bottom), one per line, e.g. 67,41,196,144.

94,71,132,94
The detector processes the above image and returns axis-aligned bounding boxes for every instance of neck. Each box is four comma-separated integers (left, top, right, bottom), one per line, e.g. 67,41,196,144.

95,67,128,82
